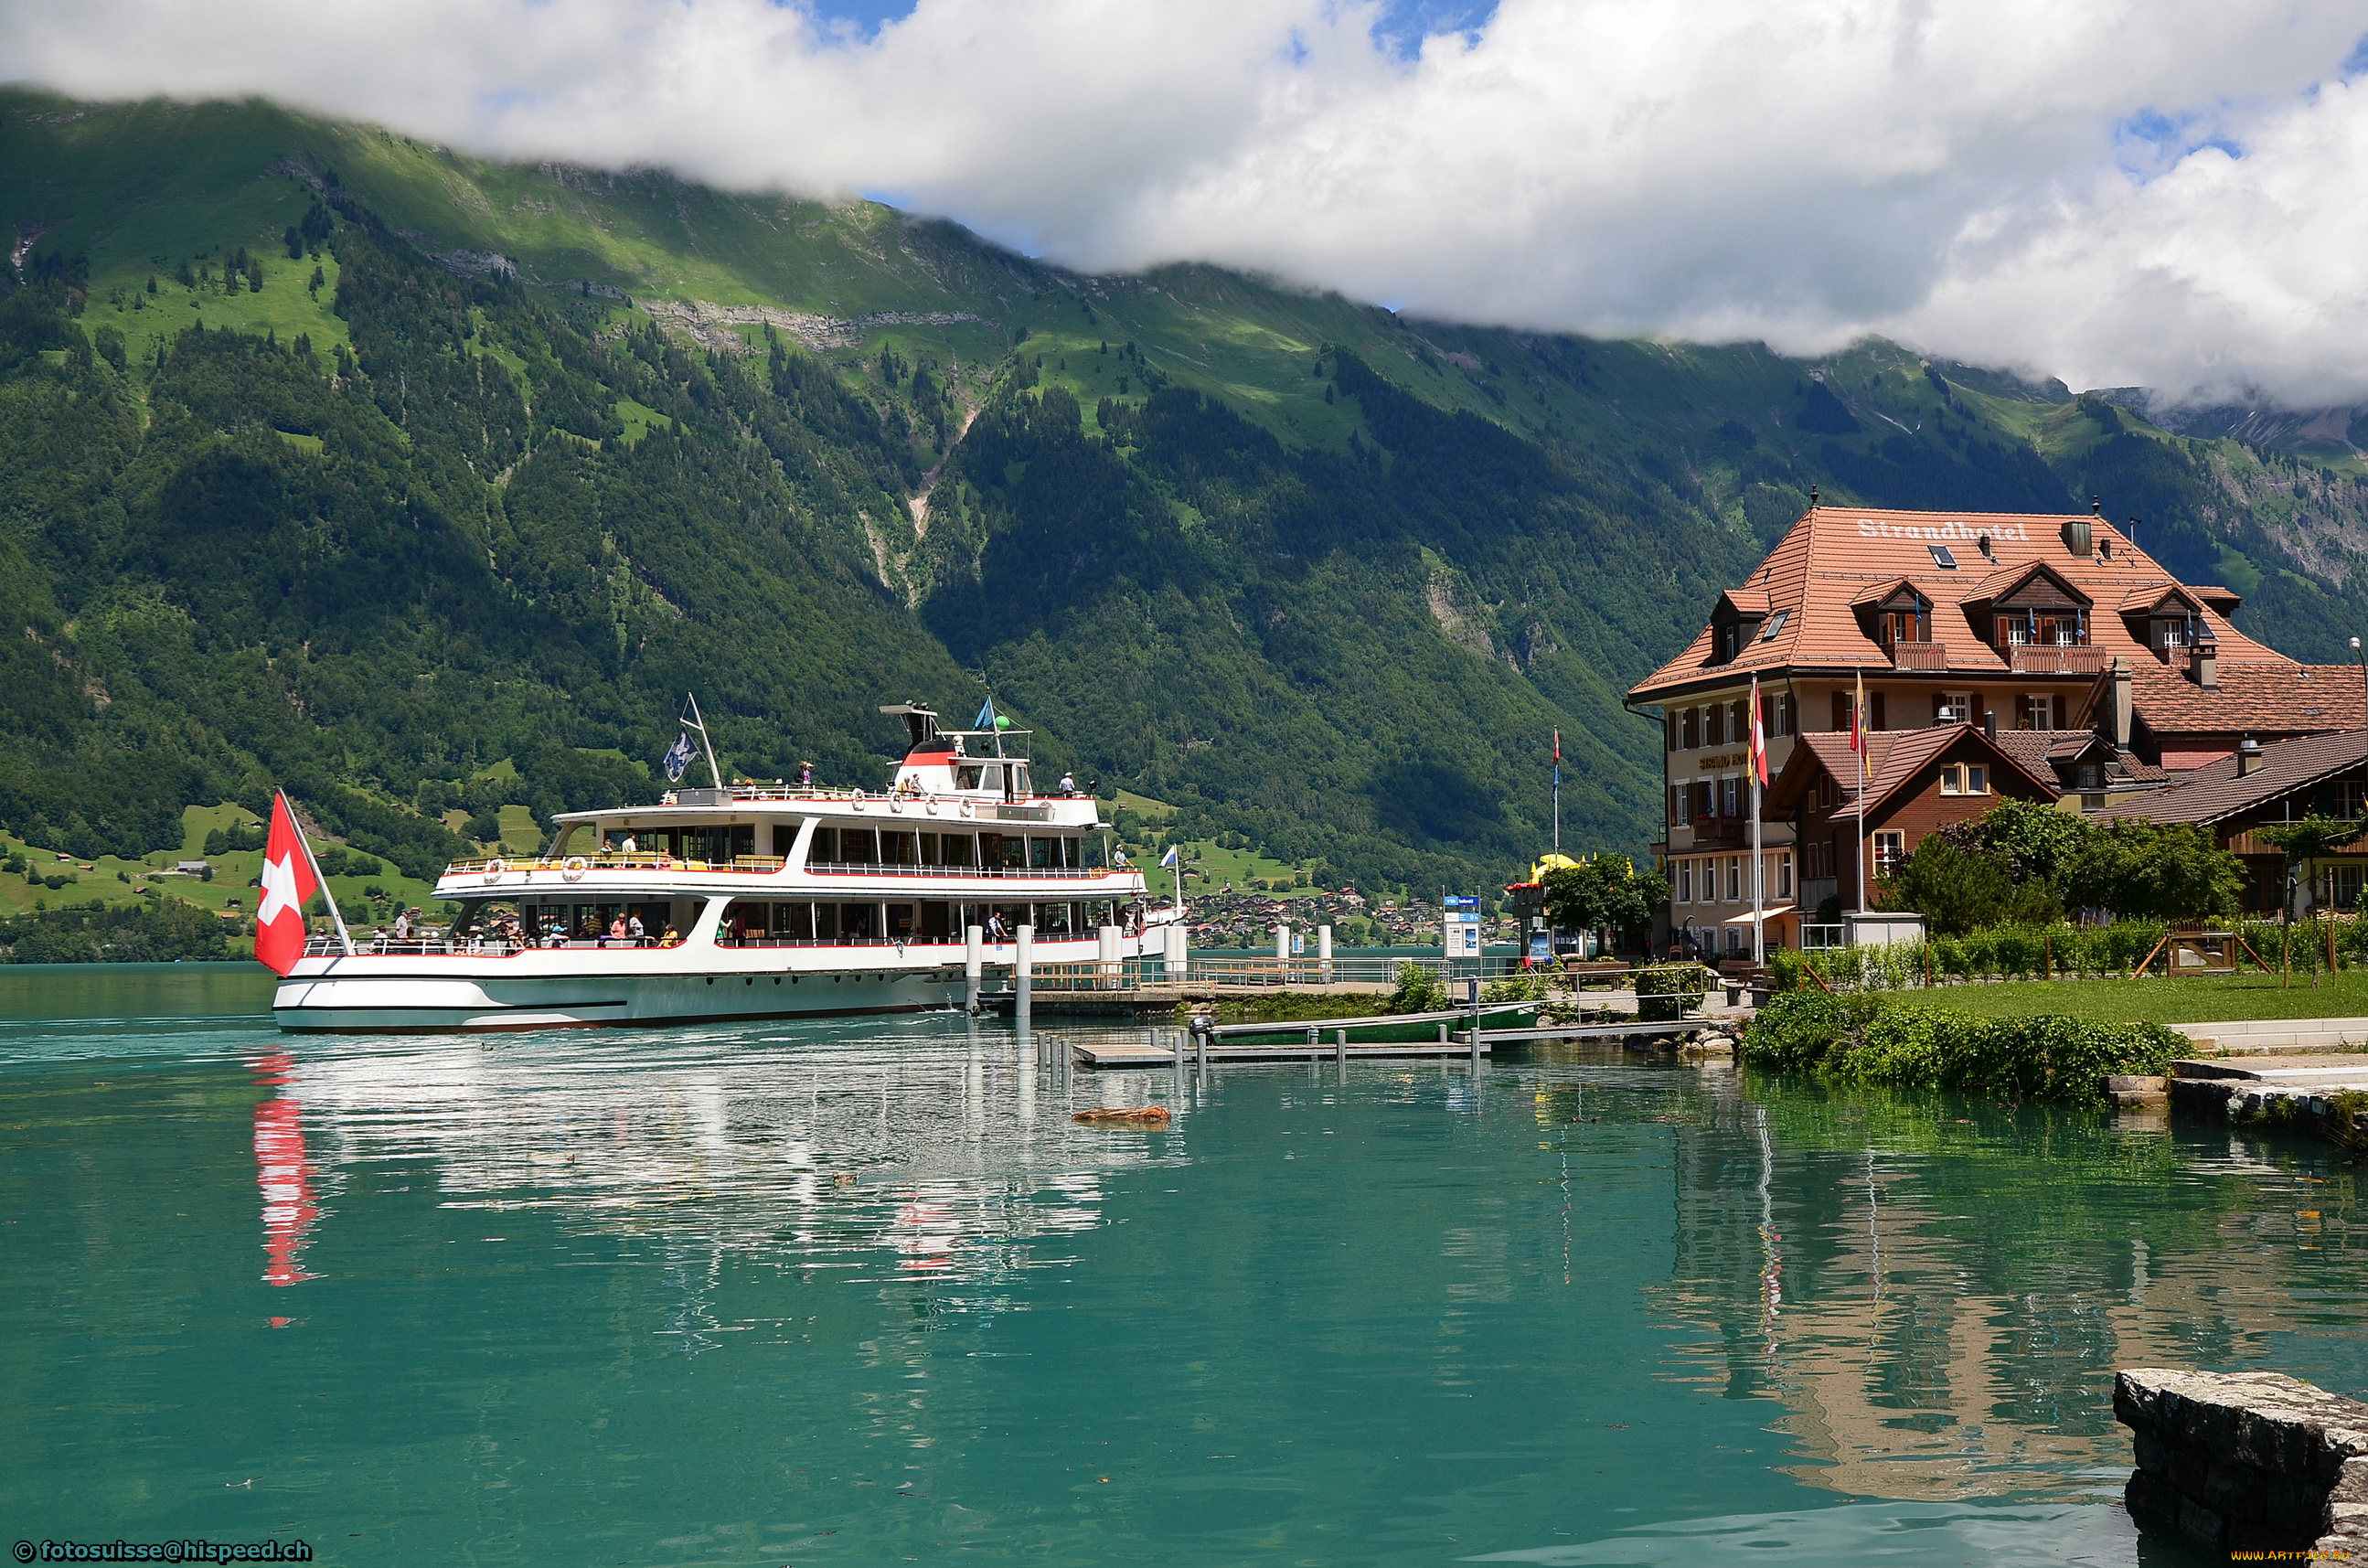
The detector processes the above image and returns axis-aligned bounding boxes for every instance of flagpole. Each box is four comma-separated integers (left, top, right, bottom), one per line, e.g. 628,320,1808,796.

1749,679,1764,966
1854,667,1869,915
1552,731,1562,855
684,693,724,789
281,790,354,956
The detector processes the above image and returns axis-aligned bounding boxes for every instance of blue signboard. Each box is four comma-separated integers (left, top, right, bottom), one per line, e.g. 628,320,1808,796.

1443,894,1480,911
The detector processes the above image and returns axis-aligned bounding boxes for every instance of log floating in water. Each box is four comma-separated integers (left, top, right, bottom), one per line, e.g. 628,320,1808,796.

1071,1106,1173,1125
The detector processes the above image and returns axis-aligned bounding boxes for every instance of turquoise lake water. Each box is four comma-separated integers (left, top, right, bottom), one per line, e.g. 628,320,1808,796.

5,966,2359,1564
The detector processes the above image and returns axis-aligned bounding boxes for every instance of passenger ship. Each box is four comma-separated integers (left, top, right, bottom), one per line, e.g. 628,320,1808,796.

271,704,1172,1032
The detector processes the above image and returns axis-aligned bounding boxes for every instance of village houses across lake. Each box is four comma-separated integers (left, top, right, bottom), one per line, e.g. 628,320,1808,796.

1626,503,2368,955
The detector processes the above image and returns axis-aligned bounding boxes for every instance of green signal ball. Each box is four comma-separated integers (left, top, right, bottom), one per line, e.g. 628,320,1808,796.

995,715,1012,730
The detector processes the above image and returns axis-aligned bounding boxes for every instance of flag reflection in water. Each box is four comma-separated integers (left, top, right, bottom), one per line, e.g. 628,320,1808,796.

251,1051,320,1286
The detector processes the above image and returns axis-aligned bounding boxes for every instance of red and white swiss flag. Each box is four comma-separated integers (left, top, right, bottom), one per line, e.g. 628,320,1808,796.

254,792,320,976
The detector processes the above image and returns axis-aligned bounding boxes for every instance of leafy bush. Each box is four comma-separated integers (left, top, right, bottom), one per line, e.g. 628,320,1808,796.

1388,960,1448,1013
1634,962,1707,1020
1741,990,2183,1105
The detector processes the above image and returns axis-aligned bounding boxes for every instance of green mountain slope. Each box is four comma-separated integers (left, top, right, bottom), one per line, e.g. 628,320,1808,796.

5,87,2368,901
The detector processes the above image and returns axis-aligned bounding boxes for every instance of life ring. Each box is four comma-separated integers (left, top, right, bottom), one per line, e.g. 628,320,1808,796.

959,801,975,819
483,859,507,882
890,797,903,814
924,798,939,816
851,797,867,812
561,857,589,881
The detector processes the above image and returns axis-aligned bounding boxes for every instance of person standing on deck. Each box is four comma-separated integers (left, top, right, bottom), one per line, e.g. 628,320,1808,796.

628,912,645,945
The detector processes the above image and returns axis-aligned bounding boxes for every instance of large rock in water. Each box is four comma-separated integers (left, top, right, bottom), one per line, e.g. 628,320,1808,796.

2116,1368,2368,1560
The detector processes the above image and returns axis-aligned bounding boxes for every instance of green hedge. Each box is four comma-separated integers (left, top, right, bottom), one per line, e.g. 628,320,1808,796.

1742,990,2184,1105
1771,919,2366,993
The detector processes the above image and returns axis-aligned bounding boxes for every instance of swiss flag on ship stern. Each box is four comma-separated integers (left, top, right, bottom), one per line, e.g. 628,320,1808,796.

255,792,320,976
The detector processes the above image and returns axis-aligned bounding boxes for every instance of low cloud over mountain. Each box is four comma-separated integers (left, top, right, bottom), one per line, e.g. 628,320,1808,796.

7,0,2368,407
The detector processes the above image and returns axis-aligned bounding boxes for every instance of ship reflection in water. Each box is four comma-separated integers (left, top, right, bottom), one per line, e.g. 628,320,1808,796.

250,1051,320,1287
253,1016,1181,1305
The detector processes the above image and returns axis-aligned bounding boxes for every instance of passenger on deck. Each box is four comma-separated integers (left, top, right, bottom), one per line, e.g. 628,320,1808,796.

627,912,645,945
659,924,681,947
986,912,1008,943
1059,772,1077,795
620,834,638,856
797,761,815,789
394,909,411,943
608,915,629,946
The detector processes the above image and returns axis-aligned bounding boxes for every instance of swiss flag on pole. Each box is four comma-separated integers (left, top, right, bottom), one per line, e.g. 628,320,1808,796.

1748,676,1768,787
254,792,320,976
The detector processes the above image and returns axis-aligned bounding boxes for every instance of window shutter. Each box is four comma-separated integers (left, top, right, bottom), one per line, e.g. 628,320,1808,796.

1832,692,1849,731
1872,693,1886,731
2053,695,2067,731
2015,695,2032,730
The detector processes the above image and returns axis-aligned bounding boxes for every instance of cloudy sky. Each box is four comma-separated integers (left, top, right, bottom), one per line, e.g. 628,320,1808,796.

8,0,2368,407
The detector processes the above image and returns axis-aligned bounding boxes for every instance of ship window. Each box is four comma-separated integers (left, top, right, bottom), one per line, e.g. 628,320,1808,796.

941,833,976,869
919,832,941,865
1029,837,1057,869
978,764,1003,795
779,902,816,942
838,903,876,942
839,828,878,863
1036,901,1074,934
810,827,837,864
921,901,951,939
880,831,917,866
886,903,917,939
1010,765,1031,797
813,903,839,941
956,765,985,791
987,833,1025,869
773,826,793,859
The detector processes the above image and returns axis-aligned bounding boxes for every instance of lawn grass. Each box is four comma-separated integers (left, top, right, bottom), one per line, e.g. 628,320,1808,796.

1893,971,2368,1025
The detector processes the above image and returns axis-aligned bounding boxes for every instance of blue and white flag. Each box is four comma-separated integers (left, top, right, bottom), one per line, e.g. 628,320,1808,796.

1159,845,1180,869
974,698,996,730
661,731,696,784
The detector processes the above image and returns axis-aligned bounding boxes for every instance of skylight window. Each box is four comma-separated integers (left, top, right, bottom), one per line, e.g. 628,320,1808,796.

1758,610,1789,642
1927,544,1959,569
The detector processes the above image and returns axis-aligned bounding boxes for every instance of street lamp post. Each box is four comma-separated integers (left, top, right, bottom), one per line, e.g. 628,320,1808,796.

2353,637,2368,732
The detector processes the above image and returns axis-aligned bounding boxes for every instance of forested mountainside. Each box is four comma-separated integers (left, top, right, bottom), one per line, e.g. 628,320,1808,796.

5,88,2368,895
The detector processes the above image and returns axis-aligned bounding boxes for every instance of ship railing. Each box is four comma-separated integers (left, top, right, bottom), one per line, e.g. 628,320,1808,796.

442,854,790,878
802,861,1122,880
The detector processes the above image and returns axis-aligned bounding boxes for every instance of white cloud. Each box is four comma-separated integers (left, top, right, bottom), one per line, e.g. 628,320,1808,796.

5,0,2366,405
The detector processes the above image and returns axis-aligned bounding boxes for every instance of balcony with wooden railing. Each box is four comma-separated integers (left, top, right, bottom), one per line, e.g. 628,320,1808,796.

2009,644,2109,676
1888,641,1950,672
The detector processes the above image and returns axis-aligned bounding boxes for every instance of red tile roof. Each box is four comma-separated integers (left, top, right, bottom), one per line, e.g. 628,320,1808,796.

1628,507,2285,701
2098,658,2368,738
2100,731,2368,827
1768,723,2058,816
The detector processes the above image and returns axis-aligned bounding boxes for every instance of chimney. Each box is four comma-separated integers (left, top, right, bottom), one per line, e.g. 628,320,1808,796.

2192,641,2217,689
2109,657,2134,748
2061,516,2093,557
1976,533,1994,560
1982,710,1998,742
2236,735,2263,777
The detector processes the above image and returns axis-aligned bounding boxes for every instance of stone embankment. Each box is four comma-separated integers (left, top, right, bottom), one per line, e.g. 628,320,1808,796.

2117,1367,2368,1560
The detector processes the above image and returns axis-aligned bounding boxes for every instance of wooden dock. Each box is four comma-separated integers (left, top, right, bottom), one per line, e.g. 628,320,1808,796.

1072,1017,1714,1069
1076,1036,1499,1068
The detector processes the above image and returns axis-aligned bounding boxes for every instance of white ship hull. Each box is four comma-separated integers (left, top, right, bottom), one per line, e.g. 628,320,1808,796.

272,936,1133,1033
